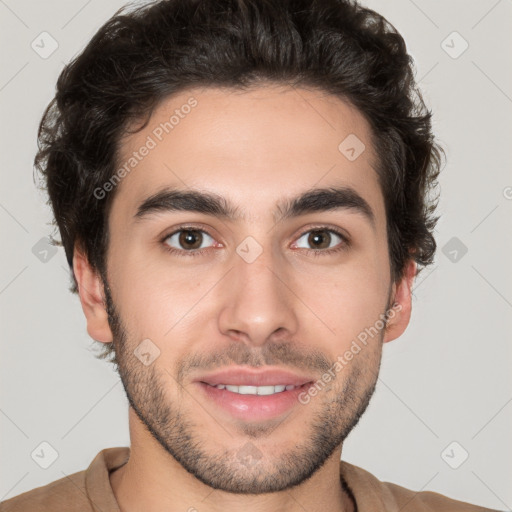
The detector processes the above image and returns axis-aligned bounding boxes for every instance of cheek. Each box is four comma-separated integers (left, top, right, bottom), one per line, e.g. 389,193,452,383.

107,242,168,335
307,274,386,346
109,245,212,342
298,247,390,349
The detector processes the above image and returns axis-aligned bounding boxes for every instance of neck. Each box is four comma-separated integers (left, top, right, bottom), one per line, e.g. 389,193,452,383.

110,409,355,512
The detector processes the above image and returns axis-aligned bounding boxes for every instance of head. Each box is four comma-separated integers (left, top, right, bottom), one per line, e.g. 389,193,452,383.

35,0,442,495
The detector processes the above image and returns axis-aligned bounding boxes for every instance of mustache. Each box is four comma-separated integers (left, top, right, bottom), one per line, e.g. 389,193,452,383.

176,341,333,384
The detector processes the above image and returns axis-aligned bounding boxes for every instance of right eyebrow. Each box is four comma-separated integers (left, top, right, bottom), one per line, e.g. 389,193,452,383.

134,187,242,222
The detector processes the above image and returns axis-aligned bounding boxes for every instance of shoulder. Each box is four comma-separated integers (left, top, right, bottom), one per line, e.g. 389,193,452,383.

340,461,501,511
0,469,91,512
384,480,501,511
0,447,129,512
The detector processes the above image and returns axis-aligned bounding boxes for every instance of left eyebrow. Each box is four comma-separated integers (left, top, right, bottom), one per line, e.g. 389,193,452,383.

275,186,375,228
133,185,376,228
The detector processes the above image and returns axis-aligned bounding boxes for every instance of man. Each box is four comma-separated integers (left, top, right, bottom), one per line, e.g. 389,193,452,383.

0,0,501,510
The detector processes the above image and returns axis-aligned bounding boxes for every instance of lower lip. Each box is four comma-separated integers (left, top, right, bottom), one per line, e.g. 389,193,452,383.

195,382,313,422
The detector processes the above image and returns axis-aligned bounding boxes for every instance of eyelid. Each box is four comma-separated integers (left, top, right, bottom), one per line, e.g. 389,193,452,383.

294,223,350,242
160,223,222,243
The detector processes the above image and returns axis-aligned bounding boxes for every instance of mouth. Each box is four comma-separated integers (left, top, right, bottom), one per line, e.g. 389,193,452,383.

195,381,313,422
194,366,314,387
202,382,306,395
193,367,315,422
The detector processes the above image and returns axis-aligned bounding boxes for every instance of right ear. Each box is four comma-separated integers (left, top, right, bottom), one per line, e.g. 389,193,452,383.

73,245,114,343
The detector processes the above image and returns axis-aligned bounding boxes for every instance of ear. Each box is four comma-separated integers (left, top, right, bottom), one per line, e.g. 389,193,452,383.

73,245,114,343
382,259,417,344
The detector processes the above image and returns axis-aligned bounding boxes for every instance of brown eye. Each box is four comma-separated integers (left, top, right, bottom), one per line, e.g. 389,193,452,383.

295,229,344,251
164,229,215,252
307,230,332,249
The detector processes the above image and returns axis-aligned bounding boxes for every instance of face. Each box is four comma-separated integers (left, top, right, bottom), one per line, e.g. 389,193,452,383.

76,84,415,494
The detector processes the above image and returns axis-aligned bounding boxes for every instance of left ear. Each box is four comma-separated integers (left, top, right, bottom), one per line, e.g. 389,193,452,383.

383,259,417,343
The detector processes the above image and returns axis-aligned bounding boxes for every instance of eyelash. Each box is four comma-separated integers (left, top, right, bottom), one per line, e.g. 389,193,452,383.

160,224,351,258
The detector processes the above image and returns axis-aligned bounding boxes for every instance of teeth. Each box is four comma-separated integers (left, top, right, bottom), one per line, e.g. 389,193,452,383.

212,384,297,395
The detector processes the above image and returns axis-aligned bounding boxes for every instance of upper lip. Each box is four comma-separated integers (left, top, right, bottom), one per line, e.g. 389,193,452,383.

194,367,315,387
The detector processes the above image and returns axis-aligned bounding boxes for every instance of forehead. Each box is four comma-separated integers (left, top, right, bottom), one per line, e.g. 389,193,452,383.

111,84,385,227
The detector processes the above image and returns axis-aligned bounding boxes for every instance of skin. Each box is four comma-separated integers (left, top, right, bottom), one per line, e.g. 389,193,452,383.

74,84,416,512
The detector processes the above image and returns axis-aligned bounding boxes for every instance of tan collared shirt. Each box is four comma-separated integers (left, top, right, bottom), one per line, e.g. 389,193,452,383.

0,447,500,511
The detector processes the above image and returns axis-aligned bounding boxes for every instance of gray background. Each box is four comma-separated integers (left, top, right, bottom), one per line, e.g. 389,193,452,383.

1,0,511,508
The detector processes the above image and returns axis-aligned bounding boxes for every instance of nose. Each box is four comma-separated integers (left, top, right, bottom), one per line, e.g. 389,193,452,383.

217,241,299,348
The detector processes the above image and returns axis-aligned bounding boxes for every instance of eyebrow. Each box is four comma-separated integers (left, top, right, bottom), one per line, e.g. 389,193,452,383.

134,185,376,228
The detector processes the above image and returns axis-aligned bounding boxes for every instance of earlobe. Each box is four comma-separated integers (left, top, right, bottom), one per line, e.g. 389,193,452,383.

73,245,114,343
382,259,417,343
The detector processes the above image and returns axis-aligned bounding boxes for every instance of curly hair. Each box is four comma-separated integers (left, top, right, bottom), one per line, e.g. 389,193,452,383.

35,0,442,362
